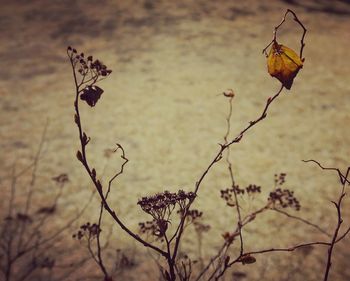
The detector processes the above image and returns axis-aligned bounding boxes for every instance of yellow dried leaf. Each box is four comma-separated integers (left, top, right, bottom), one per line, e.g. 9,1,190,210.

267,42,303,90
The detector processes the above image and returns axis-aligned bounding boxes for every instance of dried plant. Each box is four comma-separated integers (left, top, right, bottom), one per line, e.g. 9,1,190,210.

0,127,94,281
67,9,349,281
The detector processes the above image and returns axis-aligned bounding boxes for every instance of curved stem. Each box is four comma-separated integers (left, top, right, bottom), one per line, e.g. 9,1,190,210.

69,54,167,258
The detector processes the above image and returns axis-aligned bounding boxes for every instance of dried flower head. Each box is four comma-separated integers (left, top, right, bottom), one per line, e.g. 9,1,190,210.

220,185,245,207
72,222,101,240
268,188,301,211
67,46,112,107
274,173,287,186
137,190,196,221
67,47,112,79
245,184,261,194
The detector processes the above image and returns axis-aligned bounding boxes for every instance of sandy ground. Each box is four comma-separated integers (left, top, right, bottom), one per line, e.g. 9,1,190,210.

0,0,350,280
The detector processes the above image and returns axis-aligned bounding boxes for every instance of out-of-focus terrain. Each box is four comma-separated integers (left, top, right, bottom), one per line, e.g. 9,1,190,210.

0,0,349,280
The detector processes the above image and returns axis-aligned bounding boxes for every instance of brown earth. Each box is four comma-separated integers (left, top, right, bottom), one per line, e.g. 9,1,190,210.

0,0,350,280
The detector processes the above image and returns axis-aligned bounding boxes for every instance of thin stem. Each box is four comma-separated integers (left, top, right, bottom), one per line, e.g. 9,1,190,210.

96,203,109,279
173,85,284,264
303,160,350,185
69,52,167,258
262,9,307,60
272,208,331,237
223,95,244,255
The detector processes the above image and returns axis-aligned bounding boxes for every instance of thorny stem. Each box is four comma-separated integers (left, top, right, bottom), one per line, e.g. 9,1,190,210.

68,51,167,259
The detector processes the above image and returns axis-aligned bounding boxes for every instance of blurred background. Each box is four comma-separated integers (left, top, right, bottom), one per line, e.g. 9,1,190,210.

0,0,349,280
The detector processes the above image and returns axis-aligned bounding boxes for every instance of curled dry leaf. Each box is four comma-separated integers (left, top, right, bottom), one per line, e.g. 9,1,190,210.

80,85,104,107
267,41,303,90
238,254,256,265
223,89,235,98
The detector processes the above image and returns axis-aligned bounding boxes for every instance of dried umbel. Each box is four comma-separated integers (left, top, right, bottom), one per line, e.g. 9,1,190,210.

67,46,112,78
274,172,287,186
73,222,102,240
137,190,196,221
246,184,261,194
137,190,196,239
269,173,300,210
220,185,244,207
67,46,112,108
220,184,261,207
268,188,301,211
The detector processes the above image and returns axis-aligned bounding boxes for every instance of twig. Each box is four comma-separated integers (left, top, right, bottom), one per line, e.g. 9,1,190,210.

17,121,48,253
272,208,331,237
68,50,167,258
95,202,109,279
302,159,350,185
303,159,350,280
172,85,284,266
262,9,307,60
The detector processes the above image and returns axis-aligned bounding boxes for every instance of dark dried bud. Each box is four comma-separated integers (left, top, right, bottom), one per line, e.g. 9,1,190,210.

239,254,256,265
82,132,88,145
91,168,96,179
76,150,83,162
52,173,69,184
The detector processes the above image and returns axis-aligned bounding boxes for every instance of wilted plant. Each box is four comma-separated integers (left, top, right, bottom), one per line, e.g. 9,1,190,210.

67,9,349,281
0,127,94,281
